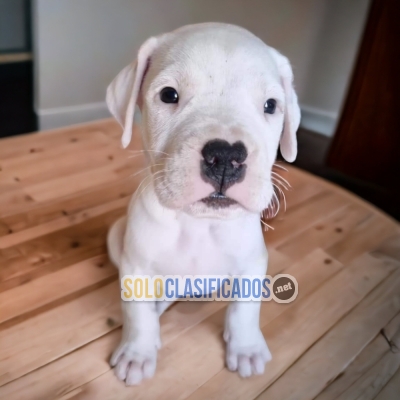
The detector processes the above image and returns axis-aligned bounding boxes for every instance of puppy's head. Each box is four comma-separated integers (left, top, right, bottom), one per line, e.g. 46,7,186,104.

107,23,300,218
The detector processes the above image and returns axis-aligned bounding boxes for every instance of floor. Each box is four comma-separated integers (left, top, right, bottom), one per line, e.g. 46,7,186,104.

292,129,399,221
0,119,399,399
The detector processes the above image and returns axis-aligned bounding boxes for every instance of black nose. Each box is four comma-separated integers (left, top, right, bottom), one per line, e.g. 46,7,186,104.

201,140,247,193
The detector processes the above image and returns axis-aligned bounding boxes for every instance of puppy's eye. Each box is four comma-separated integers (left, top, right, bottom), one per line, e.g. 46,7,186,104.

264,99,276,114
160,87,179,104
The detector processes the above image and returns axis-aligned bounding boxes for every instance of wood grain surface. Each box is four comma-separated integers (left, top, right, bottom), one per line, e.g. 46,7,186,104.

0,119,399,399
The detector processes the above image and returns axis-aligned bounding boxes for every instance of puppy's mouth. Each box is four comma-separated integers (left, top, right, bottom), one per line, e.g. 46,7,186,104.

201,192,238,209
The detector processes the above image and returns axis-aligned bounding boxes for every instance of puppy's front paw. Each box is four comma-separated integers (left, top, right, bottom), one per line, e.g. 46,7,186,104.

110,340,158,386
224,329,272,378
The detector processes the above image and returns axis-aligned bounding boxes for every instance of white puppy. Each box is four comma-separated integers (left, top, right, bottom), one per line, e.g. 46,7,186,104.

106,22,300,386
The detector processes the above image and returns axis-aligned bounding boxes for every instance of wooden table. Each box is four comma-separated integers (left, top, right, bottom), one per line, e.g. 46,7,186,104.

0,120,399,400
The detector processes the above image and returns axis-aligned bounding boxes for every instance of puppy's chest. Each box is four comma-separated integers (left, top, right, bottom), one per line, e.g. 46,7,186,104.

154,222,238,275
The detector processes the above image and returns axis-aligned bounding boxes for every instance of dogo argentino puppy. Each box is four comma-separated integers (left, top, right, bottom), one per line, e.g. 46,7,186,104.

106,22,300,386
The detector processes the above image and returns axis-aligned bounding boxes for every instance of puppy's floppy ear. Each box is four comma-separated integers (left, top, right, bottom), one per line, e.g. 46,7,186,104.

269,48,301,163
106,37,159,148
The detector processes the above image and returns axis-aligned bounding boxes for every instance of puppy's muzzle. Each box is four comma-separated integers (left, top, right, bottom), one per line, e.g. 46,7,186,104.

201,140,247,194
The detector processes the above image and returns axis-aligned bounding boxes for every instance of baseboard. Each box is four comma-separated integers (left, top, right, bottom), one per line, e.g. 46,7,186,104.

37,102,111,131
300,104,338,137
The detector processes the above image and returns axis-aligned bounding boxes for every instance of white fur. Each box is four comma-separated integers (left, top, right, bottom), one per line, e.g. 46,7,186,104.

106,22,299,385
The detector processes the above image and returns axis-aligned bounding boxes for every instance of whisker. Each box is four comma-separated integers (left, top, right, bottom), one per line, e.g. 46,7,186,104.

129,166,153,179
263,189,280,220
271,190,280,216
135,172,164,200
271,171,291,188
136,180,154,200
260,218,274,231
273,184,287,211
273,162,288,171
128,149,170,155
277,186,287,212
132,174,153,202
261,163,291,223
128,153,146,159
272,177,289,191
128,154,174,162
128,150,171,158
129,163,172,179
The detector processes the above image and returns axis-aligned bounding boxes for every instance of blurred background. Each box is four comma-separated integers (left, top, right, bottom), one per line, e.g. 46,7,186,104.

0,0,398,218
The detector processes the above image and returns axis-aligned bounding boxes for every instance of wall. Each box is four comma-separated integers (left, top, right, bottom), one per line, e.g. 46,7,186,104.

300,0,370,136
33,0,369,135
0,0,28,52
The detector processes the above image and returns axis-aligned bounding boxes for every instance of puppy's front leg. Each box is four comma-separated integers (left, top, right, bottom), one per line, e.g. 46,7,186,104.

111,299,160,385
224,274,272,377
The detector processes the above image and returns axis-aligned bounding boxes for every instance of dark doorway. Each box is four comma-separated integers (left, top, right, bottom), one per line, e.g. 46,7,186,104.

327,0,400,219
0,0,37,138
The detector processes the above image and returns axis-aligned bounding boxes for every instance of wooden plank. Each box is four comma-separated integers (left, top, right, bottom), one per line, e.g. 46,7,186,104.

326,213,399,264
0,301,227,400
184,254,398,400
0,301,229,399
383,312,400,352
284,181,324,209
286,166,399,228
0,189,37,220
0,330,120,400
271,165,324,210
0,247,103,294
0,121,399,399
371,233,400,264
22,150,146,204
333,349,400,400
266,247,293,272
0,247,292,399
0,128,142,222
0,281,122,386
277,203,371,259
256,268,400,400
0,119,118,161
73,312,226,400
260,249,342,326
374,367,400,400
0,208,124,287
0,255,117,326
0,197,129,249
24,164,123,203
0,145,144,198
263,191,349,246
0,251,341,398
0,221,10,236
315,335,388,400
57,249,343,400
0,130,111,171
0,175,137,230
314,313,400,400
0,140,122,187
